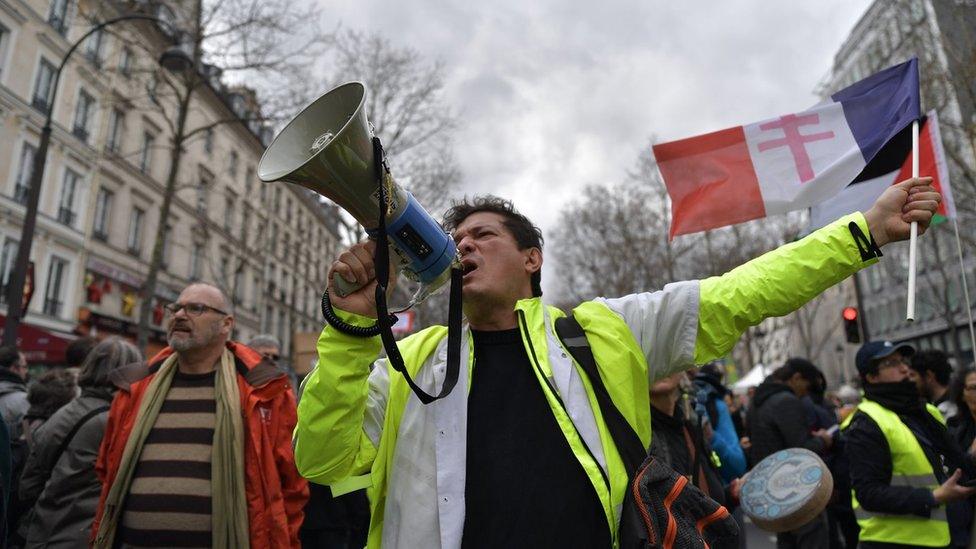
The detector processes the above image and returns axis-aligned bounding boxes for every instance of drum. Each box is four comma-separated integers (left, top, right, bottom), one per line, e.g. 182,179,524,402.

740,447,833,533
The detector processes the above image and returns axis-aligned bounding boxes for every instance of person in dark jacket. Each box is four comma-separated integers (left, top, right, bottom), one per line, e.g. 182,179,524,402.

17,337,142,549
910,349,957,421
20,369,77,450
945,365,976,548
747,358,833,549
0,346,29,441
649,372,741,515
747,359,833,464
844,341,975,549
651,372,723,502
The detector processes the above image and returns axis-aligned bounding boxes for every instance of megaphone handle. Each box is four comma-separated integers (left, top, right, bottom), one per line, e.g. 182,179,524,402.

332,272,365,298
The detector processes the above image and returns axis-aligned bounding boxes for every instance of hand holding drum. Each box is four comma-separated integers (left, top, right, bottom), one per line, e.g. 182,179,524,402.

739,448,833,533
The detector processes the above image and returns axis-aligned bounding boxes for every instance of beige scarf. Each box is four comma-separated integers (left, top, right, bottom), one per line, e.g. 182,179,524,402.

94,349,249,548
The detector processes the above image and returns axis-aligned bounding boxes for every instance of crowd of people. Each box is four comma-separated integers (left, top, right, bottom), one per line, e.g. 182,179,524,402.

0,174,966,548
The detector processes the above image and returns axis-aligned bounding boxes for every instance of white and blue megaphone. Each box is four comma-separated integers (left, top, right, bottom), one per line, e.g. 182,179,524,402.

257,82,459,308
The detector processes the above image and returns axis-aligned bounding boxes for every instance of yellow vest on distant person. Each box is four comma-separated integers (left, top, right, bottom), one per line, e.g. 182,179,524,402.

842,399,949,547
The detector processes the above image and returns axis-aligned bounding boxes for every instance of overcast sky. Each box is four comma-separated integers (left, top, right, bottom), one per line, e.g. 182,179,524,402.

316,0,874,293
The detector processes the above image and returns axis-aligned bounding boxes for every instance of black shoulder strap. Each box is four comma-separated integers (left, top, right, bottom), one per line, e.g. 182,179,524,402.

555,315,647,476
52,405,110,467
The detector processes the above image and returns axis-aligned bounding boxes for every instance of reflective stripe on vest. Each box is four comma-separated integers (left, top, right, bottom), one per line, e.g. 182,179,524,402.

847,400,950,547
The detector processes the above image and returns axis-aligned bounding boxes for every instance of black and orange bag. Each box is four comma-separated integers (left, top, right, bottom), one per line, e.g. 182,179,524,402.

556,316,739,548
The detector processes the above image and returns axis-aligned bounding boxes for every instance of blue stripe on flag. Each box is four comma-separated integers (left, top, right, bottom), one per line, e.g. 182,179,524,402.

830,57,920,164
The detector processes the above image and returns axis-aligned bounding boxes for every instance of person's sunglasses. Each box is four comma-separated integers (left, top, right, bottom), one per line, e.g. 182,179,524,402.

165,302,229,317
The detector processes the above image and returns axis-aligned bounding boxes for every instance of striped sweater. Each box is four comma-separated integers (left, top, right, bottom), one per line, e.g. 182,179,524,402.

118,370,216,548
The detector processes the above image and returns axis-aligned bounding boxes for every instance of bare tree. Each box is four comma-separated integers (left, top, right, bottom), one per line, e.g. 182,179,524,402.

315,30,464,331
75,0,329,350
323,29,462,221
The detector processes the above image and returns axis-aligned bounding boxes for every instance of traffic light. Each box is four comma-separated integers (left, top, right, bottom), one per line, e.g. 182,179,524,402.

843,307,861,343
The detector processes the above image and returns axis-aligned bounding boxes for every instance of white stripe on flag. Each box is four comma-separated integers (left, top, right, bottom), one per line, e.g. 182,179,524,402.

744,101,864,216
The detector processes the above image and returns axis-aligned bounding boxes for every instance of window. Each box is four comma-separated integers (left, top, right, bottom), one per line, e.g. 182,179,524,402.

32,58,57,112
283,233,290,262
277,309,286,346
229,150,239,178
196,181,209,213
264,305,273,333
92,187,113,240
140,132,155,173
224,195,235,233
42,255,68,317
189,243,202,279
106,108,124,153
13,143,37,204
83,28,103,67
72,89,95,142
127,207,145,255
47,0,71,35
251,273,260,310
233,266,243,303
161,223,173,263
118,47,132,77
203,128,214,154
0,23,10,79
57,168,81,226
0,237,19,304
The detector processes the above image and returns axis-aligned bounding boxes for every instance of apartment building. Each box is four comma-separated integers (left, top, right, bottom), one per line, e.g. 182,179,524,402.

0,0,340,364
820,0,976,365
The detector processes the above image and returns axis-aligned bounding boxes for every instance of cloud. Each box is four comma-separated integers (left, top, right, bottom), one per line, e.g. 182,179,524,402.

317,0,872,294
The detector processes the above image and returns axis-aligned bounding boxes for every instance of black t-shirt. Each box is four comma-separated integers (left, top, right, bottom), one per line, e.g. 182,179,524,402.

460,328,610,549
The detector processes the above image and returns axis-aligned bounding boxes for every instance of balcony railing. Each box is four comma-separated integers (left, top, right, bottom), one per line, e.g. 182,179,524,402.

13,184,29,205
57,207,76,226
72,125,90,143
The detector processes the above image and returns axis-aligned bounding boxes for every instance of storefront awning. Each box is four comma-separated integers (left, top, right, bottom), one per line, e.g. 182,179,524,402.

0,313,75,364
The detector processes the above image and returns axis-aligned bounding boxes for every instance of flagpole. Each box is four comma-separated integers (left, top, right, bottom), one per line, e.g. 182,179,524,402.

952,217,976,361
906,120,919,321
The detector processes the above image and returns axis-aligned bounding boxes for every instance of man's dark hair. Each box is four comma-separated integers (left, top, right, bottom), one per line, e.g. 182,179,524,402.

442,195,544,297
65,337,98,368
910,349,952,387
0,345,20,370
772,357,823,389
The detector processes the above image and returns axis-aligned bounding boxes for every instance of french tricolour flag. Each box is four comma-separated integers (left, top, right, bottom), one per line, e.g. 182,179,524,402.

654,58,920,239
808,110,956,231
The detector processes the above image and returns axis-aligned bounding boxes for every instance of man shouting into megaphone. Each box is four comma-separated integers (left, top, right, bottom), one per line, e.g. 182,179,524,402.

295,177,940,548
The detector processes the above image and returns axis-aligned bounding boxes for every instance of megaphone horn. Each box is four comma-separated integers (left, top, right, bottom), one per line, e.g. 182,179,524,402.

258,82,459,306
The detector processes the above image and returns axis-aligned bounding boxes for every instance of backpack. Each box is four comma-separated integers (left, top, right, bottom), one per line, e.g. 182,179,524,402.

555,315,739,549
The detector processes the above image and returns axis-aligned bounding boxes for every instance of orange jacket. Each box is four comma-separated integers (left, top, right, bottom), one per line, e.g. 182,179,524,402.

92,342,309,548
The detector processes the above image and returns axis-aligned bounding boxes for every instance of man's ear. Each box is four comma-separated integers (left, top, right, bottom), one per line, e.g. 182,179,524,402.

524,247,542,275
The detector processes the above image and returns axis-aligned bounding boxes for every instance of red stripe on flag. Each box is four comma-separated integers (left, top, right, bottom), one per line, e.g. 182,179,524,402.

894,120,948,217
653,126,766,239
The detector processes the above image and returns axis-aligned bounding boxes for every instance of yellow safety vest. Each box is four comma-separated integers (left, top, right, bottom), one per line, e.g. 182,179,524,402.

842,399,949,547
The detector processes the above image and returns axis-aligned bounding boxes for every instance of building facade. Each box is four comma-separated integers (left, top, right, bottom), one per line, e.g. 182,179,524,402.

819,0,976,365
0,0,340,364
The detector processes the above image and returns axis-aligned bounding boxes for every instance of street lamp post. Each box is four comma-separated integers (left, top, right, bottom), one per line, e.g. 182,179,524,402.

1,15,192,347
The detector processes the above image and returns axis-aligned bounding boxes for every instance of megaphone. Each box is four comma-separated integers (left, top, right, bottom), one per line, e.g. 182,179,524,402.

258,82,458,306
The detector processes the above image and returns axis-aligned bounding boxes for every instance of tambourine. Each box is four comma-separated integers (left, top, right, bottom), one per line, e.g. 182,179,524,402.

740,447,833,532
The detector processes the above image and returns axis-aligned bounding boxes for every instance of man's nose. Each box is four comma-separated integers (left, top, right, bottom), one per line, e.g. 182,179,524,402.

456,236,474,253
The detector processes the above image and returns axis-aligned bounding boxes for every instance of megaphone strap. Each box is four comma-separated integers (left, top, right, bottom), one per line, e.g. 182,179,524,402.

319,136,462,405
